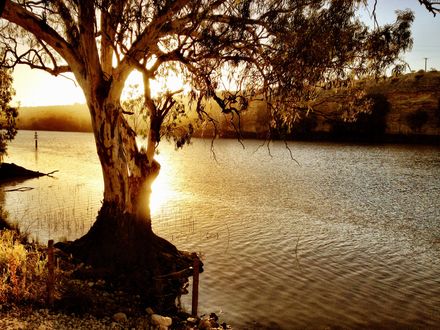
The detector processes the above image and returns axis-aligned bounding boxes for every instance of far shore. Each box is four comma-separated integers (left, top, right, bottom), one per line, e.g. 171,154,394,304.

13,128,440,146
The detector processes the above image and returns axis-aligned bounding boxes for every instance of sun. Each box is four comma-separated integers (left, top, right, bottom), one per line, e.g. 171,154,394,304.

122,70,186,100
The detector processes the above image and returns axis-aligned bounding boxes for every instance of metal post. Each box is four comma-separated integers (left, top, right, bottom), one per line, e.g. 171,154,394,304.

46,239,54,306
34,132,38,150
191,253,199,317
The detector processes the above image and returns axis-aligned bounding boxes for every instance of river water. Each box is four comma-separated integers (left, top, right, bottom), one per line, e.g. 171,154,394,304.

2,130,439,329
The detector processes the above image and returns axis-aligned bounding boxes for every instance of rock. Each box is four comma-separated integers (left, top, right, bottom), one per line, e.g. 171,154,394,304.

198,318,212,330
96,279,106,286
151,314,172,329
198,315,221,330
145,307,155,315
112,312,127,323
187,316,198,324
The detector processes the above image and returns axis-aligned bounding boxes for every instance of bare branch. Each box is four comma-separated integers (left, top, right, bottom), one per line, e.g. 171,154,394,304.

2,0,83,74
115,0,192,80
418,0,440,15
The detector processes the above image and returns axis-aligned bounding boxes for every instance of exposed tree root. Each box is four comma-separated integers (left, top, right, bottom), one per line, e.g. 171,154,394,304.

55,202,200,314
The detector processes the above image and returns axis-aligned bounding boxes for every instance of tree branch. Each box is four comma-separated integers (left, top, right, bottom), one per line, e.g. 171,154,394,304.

114,0,192,81
2,0,83,74
418,0,440,15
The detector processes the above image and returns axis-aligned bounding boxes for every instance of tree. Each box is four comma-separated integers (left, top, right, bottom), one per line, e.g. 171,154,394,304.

0,0,437,311
0,66,17,162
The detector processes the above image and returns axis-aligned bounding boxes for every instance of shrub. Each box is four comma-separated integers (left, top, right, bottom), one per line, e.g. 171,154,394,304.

0,229,48,304
329,93,390,141
406,109,429,133
436,98,440,128
414,70,424,81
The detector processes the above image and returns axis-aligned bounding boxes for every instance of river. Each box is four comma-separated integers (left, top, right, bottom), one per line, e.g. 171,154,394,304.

2,130,439,329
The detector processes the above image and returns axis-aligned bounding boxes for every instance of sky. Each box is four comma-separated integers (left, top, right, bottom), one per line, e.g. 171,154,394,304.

10,0,440,107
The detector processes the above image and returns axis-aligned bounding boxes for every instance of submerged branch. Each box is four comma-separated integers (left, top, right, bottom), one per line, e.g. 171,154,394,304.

4,186,35,192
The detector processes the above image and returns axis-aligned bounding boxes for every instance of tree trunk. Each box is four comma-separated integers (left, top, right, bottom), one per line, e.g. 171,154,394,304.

57,97,195,312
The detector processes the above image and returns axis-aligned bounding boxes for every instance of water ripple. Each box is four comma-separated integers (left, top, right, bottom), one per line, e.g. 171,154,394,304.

3,132,440,329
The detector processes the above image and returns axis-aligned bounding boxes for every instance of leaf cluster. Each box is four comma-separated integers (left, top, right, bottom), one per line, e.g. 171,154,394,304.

0,68,18,160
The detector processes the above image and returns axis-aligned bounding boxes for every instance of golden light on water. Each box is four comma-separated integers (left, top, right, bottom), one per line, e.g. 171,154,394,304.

149,154,175,216
150,174,170,215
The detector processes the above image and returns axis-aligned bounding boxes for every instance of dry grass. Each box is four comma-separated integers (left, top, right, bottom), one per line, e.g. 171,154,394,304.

0,228,48,305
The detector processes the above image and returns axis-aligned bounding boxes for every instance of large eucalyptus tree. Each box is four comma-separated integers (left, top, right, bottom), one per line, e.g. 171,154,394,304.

1,0,437,310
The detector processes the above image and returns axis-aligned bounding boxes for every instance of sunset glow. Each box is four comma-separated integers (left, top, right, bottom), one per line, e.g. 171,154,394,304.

12,65,186,107
11,1,440,107
150,175,171,215
13,66,85,107
122,70,187,101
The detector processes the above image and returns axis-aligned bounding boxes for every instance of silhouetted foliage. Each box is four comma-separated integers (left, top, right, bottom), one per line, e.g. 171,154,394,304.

0,68,17,160
289,115,319,140
0,1,418,149
329,93,390,141
417,0,440,15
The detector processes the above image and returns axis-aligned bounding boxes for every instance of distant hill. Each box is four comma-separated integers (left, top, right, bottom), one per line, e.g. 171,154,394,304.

17,104,92,132
16,71,440,144
193,71,440,143
368,70,440,138
301,70,440,143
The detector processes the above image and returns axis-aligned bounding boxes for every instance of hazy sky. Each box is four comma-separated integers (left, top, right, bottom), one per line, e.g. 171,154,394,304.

10,1,440,107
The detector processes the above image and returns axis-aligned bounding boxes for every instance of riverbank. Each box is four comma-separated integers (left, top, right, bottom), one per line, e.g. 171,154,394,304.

0,223,229,330
0,164,229,329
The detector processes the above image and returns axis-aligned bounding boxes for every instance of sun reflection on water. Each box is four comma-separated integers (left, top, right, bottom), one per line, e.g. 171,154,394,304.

150,175,170,215
149,154,175,216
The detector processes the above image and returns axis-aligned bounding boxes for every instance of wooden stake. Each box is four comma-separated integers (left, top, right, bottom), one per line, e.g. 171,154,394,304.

191,253,199,317
46,239,54,306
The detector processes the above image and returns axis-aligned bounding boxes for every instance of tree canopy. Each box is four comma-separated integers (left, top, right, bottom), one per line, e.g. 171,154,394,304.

0,1,431,148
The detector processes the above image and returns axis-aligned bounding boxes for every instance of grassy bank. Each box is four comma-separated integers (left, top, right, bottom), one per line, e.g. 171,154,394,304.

0,211,229,329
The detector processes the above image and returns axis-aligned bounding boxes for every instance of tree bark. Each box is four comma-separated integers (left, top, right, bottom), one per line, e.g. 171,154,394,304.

57,93,195,313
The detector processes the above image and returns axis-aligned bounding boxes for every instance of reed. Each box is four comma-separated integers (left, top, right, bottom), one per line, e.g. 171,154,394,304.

5,183,99,243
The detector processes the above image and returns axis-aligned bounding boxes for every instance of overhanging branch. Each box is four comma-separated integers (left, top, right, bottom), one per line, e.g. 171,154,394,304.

2,0,83,74
418,0,440,15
